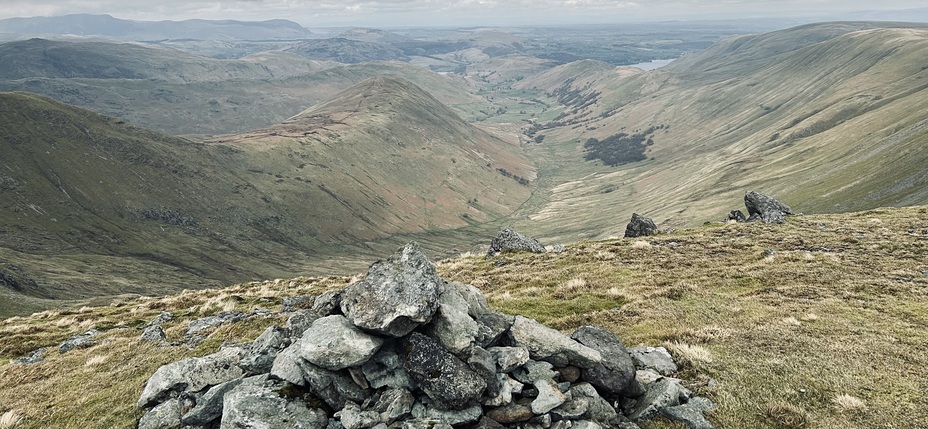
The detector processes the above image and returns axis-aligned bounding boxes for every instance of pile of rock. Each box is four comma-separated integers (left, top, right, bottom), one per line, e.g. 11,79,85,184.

728,191,793,224
137,243,714,429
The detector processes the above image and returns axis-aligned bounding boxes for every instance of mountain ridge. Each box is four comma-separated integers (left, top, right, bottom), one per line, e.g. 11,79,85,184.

0,14,312,41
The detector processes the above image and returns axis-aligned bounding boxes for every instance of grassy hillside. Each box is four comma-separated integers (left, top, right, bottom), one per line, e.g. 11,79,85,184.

506,22,928,242
1,206,926,428
0,86,531,317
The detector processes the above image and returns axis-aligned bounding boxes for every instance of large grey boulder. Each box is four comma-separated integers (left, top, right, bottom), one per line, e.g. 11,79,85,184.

487,229,546,257
744,191,793,224
507,316,602,368
300,315,383,371
624,213,658,238
340,243,443,337
571,326,636,397
220,381,328,429
401,333,486,410
138,347,245,408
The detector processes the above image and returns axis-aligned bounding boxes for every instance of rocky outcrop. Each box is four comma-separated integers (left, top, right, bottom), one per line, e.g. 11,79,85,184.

624,213,658,238
487,229,546,257
137,242,715,429
736,191,794,224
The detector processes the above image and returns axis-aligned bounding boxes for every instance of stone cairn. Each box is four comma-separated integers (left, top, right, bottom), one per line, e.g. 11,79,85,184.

137,243,714,429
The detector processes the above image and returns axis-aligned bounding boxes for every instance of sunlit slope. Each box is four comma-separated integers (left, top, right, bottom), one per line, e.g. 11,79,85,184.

514,23,928,240
210,76,535,242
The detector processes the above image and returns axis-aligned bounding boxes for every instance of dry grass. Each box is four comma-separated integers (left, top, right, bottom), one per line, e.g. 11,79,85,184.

1,207,927,429
833,394,866,411
0,410,23,429
441,206,928,428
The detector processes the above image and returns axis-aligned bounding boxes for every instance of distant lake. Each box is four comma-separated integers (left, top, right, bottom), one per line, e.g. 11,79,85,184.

627,58,676,71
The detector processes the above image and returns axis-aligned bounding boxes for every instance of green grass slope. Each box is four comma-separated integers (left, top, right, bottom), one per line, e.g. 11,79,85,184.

0,85,531,317
1,206,926,428
509,22,928,242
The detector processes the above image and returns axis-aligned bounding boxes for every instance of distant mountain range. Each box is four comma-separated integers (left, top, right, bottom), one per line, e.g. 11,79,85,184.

0,13,313,40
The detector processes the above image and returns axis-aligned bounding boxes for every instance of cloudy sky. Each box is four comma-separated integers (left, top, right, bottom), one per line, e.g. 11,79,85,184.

0,0,925,27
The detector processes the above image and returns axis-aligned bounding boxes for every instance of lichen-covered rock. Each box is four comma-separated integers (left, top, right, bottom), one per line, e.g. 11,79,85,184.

571,326,636,397
140,325,166,343
468,346,501,397
401,332,486,410
411,401,483,426
362,346,413,390
138,347,245,408
487,229,546,257
138,397,183,429
221,381,328,429
475,312,514,348
429,285,479,354
182,375,267,426
300,315,383,371
286,310,321,340
624,213,658,238
59,330,100,353
483,374,524,407
186,311,246,337
336,401,381,429
370,388,415,424
531,378,566,414
301,360,372,410
744,191,793,224
240,326,290,374
629,347,677,376
489,347,530,373
313,290,343,316
512,360,556,385
508,316,602,368
660,397,715,429
486,402,534,424
340,243,443,337
627,378,691,421
13,348,46,365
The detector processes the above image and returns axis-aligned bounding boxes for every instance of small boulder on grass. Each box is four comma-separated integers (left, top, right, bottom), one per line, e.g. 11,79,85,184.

624,213,658,238
487,229,546,257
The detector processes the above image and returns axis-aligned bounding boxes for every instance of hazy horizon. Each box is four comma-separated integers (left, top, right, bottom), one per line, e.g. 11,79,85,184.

0,1,927,28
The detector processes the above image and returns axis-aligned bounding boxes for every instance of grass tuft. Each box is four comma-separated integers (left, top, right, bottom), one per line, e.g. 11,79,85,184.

0,410,23,429
664,341,713,366
762,401,809,429
833,394,866,411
